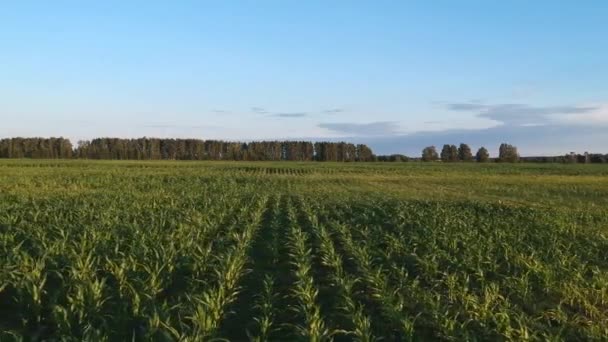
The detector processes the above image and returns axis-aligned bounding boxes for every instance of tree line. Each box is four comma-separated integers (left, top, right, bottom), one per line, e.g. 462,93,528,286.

0,137,73,159
0,137,375,162
521,152,608,164
420,143,519,162
2,137,607,163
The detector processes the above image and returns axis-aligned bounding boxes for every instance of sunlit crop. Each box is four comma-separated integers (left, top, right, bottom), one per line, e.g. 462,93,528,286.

1,160,607,340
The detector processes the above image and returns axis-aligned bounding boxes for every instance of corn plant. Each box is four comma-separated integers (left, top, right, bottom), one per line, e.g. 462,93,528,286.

1,160,608,340
285,201,331,341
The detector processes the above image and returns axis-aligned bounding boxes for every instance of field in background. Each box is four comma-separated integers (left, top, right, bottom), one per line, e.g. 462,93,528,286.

1,160,607,340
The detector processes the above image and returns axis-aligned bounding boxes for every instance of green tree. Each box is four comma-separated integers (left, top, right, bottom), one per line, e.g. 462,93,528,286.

421,146,438,162
458,143,473,161
476,147,490,162
0,137,74,159
356,144,374,162
441,144,459,162
389,154,408,162
498,143,519,163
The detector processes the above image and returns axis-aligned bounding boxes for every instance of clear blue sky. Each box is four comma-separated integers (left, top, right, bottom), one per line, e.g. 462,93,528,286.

1,1,607,155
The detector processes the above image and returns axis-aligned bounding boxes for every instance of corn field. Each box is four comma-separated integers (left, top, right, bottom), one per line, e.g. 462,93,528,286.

1,160,608,341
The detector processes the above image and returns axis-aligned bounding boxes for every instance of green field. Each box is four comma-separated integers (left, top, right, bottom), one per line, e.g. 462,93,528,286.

1,160,607,341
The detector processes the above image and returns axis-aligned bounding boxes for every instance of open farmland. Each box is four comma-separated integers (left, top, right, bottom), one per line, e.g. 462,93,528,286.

1,160,608,341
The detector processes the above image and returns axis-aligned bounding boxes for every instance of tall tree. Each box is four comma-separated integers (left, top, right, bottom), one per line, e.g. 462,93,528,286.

476,147,490,162
458,143,473,161
498,143,519,163
441,144,459,162
356,144,374,162
421,146,439,162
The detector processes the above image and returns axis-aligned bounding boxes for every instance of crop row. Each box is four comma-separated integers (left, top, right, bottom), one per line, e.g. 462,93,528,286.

1,181,608,340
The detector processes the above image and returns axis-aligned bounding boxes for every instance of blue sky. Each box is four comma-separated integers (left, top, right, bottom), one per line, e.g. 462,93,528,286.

1,1,607,156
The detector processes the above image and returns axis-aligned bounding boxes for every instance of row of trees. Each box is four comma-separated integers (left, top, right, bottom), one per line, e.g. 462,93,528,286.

6,137,607,163
421,143,519,162
521,152,608,164
376,154,409,162
0,137,375,162
563,152,608,164
0,138,73,159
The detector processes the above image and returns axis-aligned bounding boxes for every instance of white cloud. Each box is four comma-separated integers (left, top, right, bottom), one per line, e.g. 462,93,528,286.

318,122,404,136
446,101,607,127
555,103,608,125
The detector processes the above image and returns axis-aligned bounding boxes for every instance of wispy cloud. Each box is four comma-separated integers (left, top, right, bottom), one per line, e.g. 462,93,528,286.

271,112,308,118
447,103,488,111
141,123,220,129
446,102,599,125
251,107,268,114
253,107,307,117
318,121,403,136
252,107,344,117
323,108,344,114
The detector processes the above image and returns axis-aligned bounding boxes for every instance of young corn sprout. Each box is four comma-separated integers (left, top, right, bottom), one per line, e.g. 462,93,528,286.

1,160,608,340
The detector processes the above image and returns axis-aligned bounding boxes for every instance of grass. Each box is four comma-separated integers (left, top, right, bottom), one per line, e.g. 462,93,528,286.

0,160,607,340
